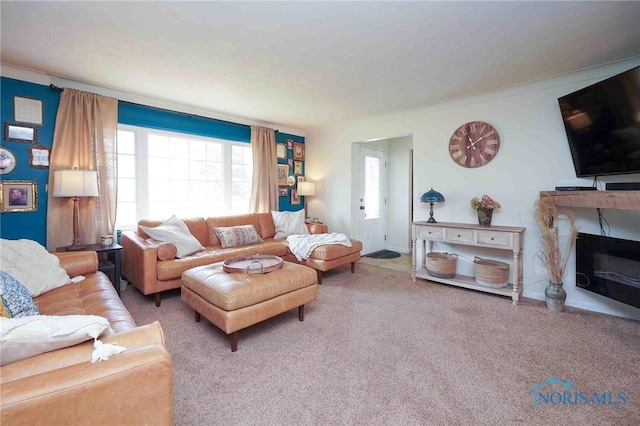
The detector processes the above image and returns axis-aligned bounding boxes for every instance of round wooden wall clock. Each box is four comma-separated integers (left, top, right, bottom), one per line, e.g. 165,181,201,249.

448,121,500,168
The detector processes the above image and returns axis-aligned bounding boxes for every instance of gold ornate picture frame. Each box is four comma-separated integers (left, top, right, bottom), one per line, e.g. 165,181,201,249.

0,180,38,213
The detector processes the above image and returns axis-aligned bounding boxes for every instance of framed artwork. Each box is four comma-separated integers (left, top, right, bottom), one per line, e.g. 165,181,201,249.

297,175,305,185
4,122,38,143
288,158,293,167
276,143,287,159
293,142,305,160
14,96,43,125
28,145,50,168
291,189,300,205
278,188,288,197
0,147,17,175
287,139,293,150
294,161,303,175
277,164,289,186
0,180,37,213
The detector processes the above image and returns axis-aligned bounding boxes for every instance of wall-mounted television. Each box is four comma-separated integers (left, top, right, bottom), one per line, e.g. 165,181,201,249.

558,66,640,178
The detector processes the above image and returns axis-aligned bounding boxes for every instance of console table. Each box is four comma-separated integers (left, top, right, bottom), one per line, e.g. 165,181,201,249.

411,221,525,305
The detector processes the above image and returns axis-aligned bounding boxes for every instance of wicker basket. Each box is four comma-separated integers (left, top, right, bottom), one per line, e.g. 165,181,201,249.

473,256,509,288
426,252,458,278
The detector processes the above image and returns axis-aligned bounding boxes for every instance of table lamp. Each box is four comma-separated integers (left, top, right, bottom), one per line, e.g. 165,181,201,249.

420,188,445,223
297,181,316,217
53,169,99,250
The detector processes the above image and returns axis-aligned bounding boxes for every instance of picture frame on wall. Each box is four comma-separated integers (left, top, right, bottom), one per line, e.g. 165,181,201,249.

293,142,305,160
291,189,300,205
287,139,293,150
0,180,38,213
297,175,305,185
277,164,289,186
0,147,17,175
279,188,288,197
28,145,50,168
294,160,303,175
277,143,287,159
4,122,38,143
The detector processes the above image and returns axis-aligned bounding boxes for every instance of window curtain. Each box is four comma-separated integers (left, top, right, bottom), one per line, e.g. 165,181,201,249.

46,89,118,251
249,126,278,213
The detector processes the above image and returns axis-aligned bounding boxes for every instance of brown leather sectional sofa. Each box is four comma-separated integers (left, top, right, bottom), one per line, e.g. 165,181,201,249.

121,213,362,306
0,251,173,425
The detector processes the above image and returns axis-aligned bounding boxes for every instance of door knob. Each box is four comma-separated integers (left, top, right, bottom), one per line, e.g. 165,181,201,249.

359,206,365,210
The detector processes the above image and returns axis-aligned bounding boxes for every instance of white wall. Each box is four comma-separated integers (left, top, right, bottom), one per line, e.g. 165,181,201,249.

306,58,640,320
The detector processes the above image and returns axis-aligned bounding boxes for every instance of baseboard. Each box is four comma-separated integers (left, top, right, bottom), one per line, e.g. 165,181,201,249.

522,290,640,321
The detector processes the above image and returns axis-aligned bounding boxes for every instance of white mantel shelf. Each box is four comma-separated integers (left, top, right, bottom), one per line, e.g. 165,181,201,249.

539,190,640,210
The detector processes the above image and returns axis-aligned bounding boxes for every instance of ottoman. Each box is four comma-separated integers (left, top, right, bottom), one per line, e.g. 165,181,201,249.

181,261,318,352
284,239,363,284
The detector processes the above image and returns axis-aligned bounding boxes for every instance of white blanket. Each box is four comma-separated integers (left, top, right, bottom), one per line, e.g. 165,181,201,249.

287,233,352,261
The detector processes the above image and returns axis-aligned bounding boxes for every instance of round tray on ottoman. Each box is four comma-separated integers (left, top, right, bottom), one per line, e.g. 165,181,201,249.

222,254,283,274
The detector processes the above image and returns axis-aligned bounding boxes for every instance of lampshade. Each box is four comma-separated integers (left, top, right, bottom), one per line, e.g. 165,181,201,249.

420,188,445,203
297,181,316,197
52,170,99,197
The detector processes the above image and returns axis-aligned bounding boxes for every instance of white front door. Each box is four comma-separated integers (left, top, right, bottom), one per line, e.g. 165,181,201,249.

357,146,387,255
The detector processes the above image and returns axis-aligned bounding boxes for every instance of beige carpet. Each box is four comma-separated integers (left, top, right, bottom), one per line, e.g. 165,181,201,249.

121,262,640,425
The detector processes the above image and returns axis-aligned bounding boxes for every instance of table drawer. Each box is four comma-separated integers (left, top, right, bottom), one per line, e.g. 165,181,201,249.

444,228,474,244
416,226,444,240
477,231,512,248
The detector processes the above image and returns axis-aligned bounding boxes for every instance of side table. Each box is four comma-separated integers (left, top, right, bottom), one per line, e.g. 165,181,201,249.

57,243,122,296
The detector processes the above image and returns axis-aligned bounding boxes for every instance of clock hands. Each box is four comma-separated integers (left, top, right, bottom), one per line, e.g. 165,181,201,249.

467,130,495,150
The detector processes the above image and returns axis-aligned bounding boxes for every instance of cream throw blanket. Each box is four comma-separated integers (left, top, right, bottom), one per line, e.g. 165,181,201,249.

287,233,352,261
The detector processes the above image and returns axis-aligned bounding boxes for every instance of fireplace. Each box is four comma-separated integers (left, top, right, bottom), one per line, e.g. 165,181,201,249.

576,233,640,309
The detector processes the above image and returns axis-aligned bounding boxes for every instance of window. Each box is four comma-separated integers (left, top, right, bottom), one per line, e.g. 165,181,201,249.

116,125,252,229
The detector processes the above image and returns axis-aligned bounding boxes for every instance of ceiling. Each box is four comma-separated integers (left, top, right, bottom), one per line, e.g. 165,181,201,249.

2,1,639,131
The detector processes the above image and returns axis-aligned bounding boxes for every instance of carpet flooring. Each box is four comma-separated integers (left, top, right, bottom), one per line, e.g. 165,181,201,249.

121,263,640,425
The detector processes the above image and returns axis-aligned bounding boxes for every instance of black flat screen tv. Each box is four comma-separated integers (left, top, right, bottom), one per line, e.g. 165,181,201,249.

558,66,640,178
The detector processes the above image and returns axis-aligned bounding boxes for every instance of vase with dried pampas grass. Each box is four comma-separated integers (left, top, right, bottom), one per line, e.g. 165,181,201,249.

535,197,579,312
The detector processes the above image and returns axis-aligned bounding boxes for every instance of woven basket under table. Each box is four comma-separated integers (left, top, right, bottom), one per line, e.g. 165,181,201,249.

426,252,458,278
473,256,509,288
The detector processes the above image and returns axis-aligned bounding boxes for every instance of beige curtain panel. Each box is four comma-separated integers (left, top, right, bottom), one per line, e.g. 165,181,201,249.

249,126,278,213
46,89,118,251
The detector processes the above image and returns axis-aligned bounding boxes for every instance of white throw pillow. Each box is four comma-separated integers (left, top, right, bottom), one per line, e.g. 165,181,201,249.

139,215,204,259
0,238,71,297
271,210,310,239
0,315,113,366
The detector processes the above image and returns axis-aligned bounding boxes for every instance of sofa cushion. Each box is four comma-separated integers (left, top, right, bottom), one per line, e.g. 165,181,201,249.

214,225,264,248
0,314,112,366
0,271,40,318
139,215,204,259
0,238,72,297
271,210,310,239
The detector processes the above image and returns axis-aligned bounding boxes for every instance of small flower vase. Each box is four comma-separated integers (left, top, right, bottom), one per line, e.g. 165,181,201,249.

476,207,493,226
545,283,567,312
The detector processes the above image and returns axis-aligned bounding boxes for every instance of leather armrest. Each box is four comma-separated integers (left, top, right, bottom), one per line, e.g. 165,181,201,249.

306,222,328,234
54,251,99,277
120,230,160,293
0,322,173,425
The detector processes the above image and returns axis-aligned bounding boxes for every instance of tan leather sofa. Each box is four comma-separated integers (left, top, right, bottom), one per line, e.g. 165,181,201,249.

0,251,173,426
121,213,362,306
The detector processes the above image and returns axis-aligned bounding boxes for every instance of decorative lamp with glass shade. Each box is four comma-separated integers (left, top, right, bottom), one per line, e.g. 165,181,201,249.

420,188,445,223
53,169,99,250
297,181,316,217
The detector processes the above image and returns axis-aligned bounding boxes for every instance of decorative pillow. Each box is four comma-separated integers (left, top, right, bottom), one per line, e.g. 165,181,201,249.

139,215,204,259
214,225,264,249
146,239,178,261
0,314,113,366
0,271,40,318
0,238,72,297
271,210,310,239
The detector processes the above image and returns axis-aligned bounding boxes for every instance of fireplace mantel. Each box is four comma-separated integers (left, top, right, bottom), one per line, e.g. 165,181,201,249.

539,190,640,210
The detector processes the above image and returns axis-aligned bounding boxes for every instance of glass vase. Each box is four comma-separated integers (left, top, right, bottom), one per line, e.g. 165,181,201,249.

476,208,493,226
545,283,567,312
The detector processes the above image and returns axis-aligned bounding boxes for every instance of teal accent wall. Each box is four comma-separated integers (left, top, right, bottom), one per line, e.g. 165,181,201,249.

1,77,61,244
1,77,304,246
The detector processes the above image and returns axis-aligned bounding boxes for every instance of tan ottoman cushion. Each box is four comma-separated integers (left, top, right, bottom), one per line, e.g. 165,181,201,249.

182,261,317,311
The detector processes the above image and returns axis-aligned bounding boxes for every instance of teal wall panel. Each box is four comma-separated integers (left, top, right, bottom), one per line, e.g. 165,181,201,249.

1,77,304,246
